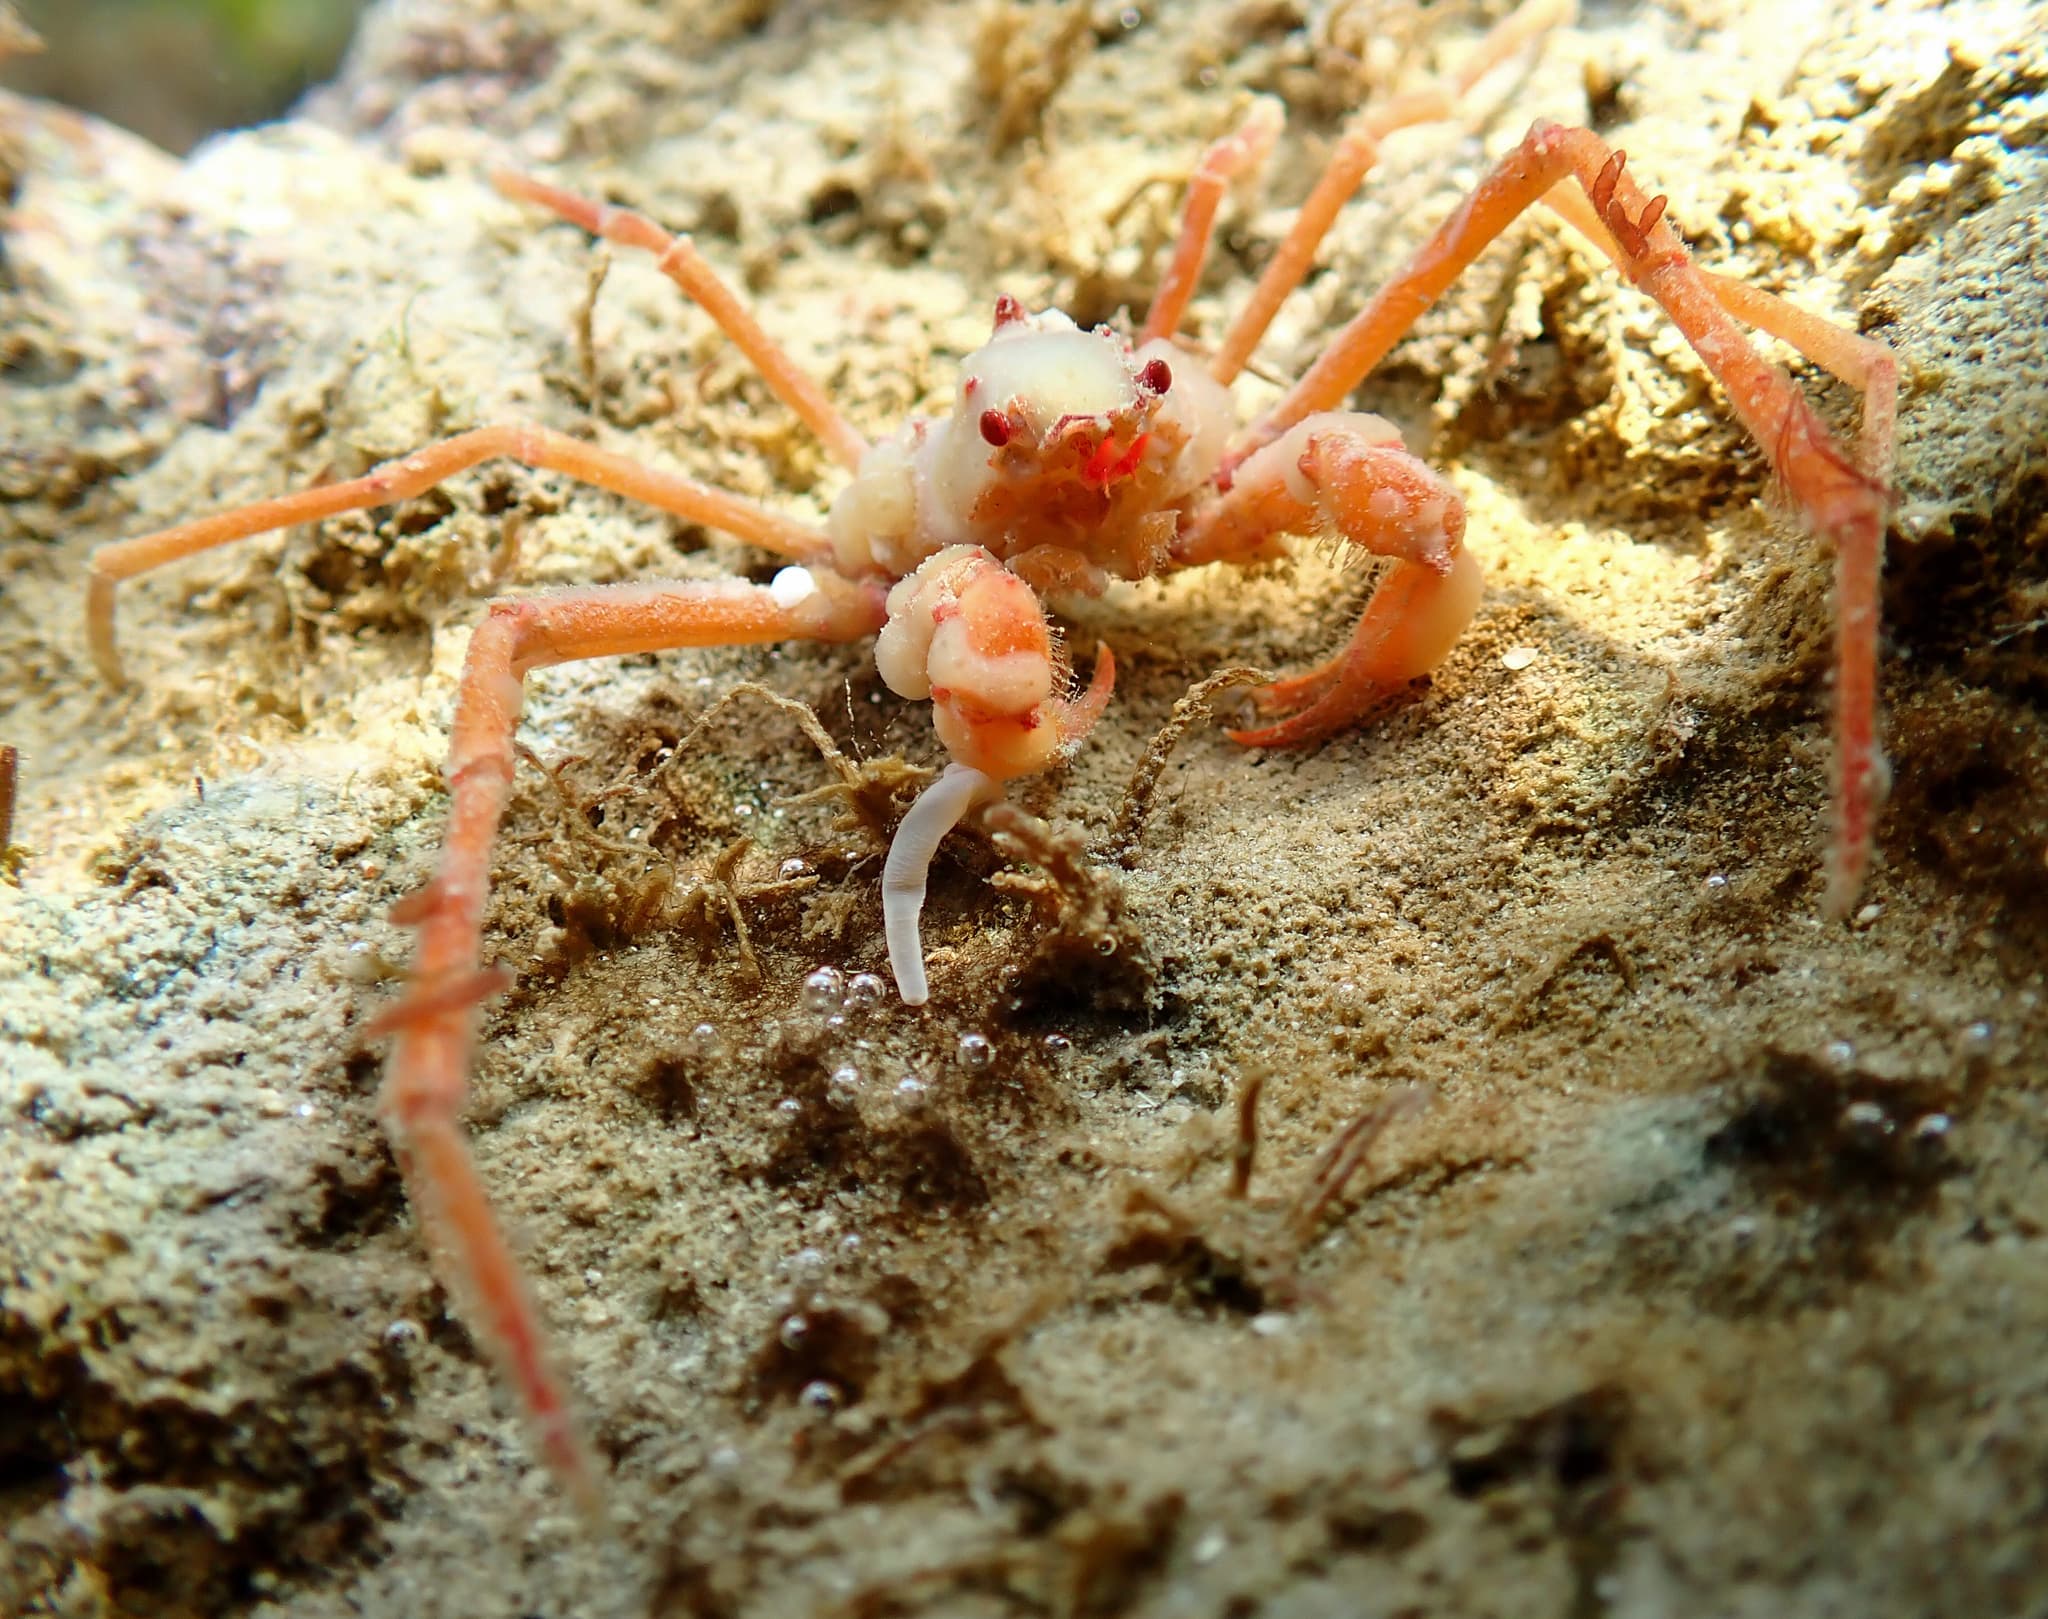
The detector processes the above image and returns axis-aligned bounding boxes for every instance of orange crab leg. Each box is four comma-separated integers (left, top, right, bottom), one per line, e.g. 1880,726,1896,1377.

1210,0,1575,384
1237,120,1894,916
86,422,837,684
491,169,870,473
372,570,885,1511
1542,181,1897,488
1139,96,1284,349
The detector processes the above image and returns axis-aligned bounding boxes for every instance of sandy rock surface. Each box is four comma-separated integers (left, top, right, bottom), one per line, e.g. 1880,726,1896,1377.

3,1,2045,1615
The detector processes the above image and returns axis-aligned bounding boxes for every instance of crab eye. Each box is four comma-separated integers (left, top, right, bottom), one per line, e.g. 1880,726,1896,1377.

1138,357,1173,396
979,409,1013,447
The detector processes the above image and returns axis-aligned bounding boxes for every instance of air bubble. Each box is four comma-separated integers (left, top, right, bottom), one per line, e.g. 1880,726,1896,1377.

957,1032,994,1071
790,1247,828,1284
688,1021,725,1060
1911,1112,1952,1143
1823,1039,1855,1068
779,857,810,881
776,1097,803,1118
839,1232,863,1257
1704,873,1729,893
1044,1033,1071,1055
894,1076,930,1114
779,1313,810,1350
845,972,887,1012
383,1318,424,1351
1841,1099,1892,1136
1093,933,1119,956
802,966,845,1013
799,1379,841,1414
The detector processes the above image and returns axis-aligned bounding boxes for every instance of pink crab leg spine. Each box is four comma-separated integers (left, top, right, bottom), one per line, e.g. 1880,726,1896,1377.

491,169,869,473
1138,97,1284,349
1542,182,1897,485
1210,0,1576,385
85,423,835,684
373,573,885,1509
1239,119,1891,913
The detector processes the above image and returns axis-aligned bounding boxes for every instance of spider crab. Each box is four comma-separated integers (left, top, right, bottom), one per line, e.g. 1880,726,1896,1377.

84,0,1895,1507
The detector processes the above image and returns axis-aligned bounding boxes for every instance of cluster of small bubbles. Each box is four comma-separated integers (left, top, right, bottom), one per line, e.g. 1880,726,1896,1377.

845,972,887,1013
802,966,846,1013
894,1075,930,1115
779,857,810,881
383,1318,425,1352
799,1379,841,1415
1823,1038,1856,1069
956,1032,994,1071
828,1064,864,1107
1840,1099,1893,1137
776,1097,803,1119
688,1021,725,1060
779,1313,810,1350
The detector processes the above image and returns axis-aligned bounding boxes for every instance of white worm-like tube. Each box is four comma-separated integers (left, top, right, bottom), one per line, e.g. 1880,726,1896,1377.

883,763,998,1005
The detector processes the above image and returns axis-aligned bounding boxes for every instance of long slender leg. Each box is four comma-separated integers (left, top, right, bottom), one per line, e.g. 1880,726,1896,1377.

86,423,836,683
1539,188,1899,914
491,170,869,473
1138,97,1284,349
1210,0,1574,384
1231,120,1893,915
368,570,885,1511
1541,181,1897,487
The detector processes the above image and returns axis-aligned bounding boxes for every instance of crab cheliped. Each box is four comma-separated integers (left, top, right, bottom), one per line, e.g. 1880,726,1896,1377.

85,0,1896,1507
